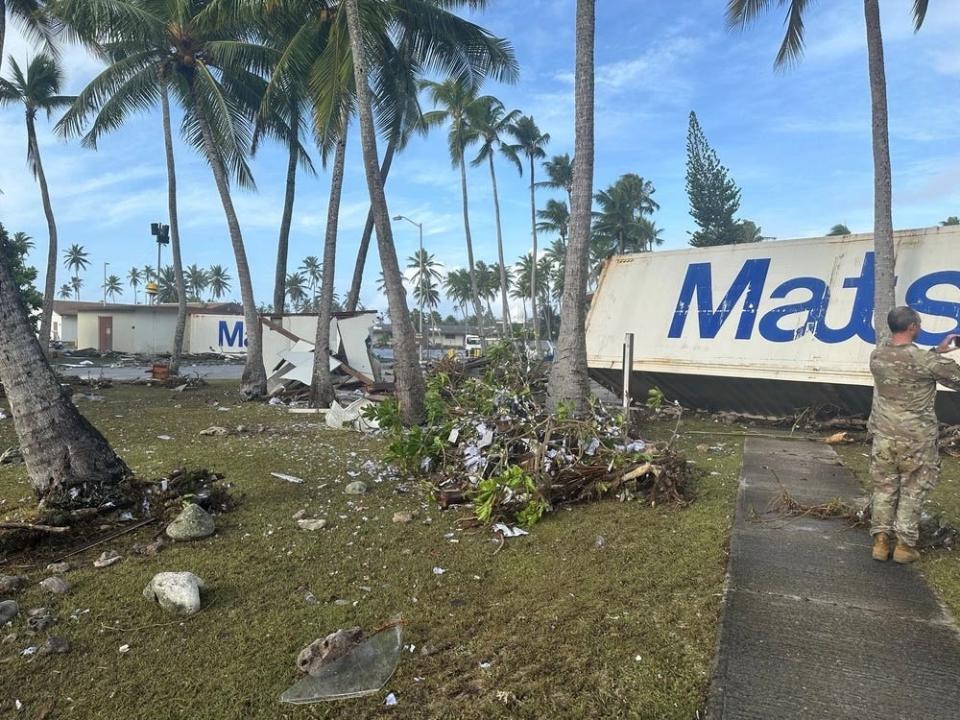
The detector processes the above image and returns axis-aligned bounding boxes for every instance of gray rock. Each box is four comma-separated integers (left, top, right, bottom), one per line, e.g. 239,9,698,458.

142,572,206,616
39,577,70,595
45,562,71,574
297,628,364,675
26,608,53,632
93,550,122,568
0,575,28,594
0,600,18,625
165,504,215,541
344,481,367,495
297,518,327,531
39,636,71,655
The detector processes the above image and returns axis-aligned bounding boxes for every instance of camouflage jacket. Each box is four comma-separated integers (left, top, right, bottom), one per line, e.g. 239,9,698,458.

868,341,960,440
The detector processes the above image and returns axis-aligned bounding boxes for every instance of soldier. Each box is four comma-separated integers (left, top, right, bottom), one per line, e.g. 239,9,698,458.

869,306,960,564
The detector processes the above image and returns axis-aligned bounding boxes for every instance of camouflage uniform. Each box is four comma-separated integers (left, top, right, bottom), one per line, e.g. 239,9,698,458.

868,342,960,546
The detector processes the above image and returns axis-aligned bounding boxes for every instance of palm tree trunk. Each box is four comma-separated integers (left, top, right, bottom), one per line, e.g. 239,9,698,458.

0,246,128,509
311,109,348,409
345,138,397,312
161,81,187,375
190,88,267,400
543,287,553,340
27,115,57,354
273,109,300,316
459,154,486,345
0,1,6,71
864,0,895,344
529,155,540,348
548,0,595,414
343,0,424,425
488,153,512,335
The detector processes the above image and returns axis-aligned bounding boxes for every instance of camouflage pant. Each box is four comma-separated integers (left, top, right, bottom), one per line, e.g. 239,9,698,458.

870,434,940,547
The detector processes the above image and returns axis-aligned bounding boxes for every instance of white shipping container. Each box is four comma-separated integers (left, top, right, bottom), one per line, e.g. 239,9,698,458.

586,226,960,421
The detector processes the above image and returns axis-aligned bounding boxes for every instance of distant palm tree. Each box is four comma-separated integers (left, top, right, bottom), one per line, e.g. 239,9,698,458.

208,264,231,301
127,266,142,304
594,174,659,253
285,271,308,311
70,275,83,301
939,216,959,227
63,244,89,300
506,115,550,346
827,223,852,236
156,266,178,304
103,274,123,301
537,153,574,206
185,264,209,301
544,236,568,310
58,283,72,300
300,255,322,304
422,77,487,341
537,199,570,241
0,53,74,349
468,95,521,334
444,268,473,324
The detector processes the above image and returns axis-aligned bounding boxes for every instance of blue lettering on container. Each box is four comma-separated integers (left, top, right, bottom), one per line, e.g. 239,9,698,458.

218,320,248,348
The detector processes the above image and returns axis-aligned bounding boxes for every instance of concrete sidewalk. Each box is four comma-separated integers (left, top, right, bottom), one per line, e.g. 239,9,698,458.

706,436,960,720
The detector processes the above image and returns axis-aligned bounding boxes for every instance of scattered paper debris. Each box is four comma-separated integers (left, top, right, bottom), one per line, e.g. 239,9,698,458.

271,472,306,484
493,523,528,538
432,567,446,575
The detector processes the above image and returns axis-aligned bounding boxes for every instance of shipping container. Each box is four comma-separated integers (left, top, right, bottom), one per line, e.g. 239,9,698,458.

586,226,960,422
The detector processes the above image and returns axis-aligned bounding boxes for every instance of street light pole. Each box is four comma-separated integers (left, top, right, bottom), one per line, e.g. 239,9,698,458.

393,215,425,362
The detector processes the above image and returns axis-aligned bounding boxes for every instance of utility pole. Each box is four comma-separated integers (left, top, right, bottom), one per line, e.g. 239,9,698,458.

150,222,170,304
394,215,425,362
102,262,109,305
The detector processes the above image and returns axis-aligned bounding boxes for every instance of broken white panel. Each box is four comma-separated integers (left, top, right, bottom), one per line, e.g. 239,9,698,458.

336,315,378,380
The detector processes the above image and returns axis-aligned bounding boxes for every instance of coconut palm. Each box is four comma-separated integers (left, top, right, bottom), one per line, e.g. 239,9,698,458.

208,263,231,300
300,255,322,302
444,268,473,323
727,0,930,343
548,0,596,413
185,264,209,301
466,95,520,333
506,115,550,348
127,266,142,303
593,174,659,253
69,275,82,300
0,1,53,65
537,153,574,206
62,244,89,300
58,0,273,398
544,236,567,310
155,266,177,303
57,283,72,299
421,76,489,345
537,199,570,241
0,229,128,510
0,53,73,350
103,274,123,301
284,271,308,311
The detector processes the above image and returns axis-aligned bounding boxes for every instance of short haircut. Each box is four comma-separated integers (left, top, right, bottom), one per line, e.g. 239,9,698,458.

887,306,921,333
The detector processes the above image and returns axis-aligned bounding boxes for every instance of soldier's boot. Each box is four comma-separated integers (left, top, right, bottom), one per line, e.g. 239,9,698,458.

871,533,892,561
893,541,921,565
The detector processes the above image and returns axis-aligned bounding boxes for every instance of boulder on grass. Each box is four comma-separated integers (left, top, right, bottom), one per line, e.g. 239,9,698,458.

142,572,206,616
165,504,215,541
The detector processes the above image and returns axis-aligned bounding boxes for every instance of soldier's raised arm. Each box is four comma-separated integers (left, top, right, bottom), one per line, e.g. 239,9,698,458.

931,334,960,391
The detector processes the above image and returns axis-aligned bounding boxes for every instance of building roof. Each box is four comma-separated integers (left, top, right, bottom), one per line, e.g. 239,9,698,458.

53,300,244,316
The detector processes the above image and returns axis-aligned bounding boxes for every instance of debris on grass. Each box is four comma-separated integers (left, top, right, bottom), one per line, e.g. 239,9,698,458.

270,472,305,484
363,342,695,530
0,447,22,465
281,623,403,704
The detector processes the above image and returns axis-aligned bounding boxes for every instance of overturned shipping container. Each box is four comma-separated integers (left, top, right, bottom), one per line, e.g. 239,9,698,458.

586,226,960,423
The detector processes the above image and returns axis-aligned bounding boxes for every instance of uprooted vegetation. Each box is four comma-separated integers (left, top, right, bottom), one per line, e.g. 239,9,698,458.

364,343,696,529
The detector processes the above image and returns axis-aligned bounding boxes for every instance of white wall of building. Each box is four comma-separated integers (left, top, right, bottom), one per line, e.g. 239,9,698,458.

76,308,177,353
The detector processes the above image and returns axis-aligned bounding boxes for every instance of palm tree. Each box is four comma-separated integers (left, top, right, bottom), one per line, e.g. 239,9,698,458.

421,77,488,344
548,0,596,414
406,247,444,358
467,95,520,334
57,283,72,299
300,255,322,303
0,230,129,510
828,223,852,236
506,115,550,348
208,264,231,301
544,236,567,312
444,268,472,324
537,153,574,206
939,216,959,227
69,275,82,301
103,274,122,301
593,174,659,253
59,0,272,398
1,1,53,65
127,266,142,304
284,271,308,312
0,53,73,350
185,264,209,301
63,244,89,300
155,266,177,303
537,199,570,241
727,0,930,343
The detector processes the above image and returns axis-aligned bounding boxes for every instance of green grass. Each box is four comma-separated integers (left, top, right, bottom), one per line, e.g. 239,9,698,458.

0,385,740,719
834,440,960,623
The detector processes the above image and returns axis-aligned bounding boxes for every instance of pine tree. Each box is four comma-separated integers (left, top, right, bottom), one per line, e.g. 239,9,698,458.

685,111,743,247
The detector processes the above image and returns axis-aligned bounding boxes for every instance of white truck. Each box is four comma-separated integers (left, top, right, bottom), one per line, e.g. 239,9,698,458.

586,225,960,422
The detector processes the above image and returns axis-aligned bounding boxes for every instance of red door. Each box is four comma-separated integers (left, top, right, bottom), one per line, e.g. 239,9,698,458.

98,316,113,352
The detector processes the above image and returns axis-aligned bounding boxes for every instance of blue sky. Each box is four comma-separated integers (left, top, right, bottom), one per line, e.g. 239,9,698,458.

2,0,959,314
